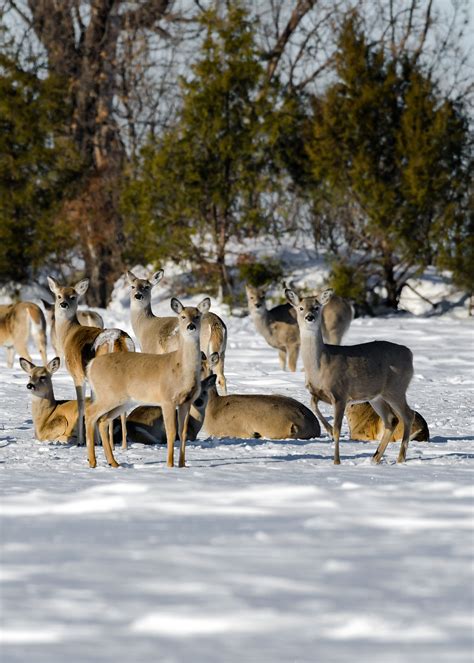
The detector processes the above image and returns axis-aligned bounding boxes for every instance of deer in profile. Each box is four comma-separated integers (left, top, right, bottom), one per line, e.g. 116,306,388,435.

203,353,321,440
346,402,429,443
47,276,134,449
127,270,228,394
245,284,300,371
86,297,205,468
286,288,415,464
20,356,88,442
41,298,103,357
0,302,48,368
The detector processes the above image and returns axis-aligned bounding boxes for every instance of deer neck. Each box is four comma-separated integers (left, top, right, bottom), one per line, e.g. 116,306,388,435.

131,300,156,331
299,324,325,382
31,390,57,432
177,334,201,381
251,308,273,341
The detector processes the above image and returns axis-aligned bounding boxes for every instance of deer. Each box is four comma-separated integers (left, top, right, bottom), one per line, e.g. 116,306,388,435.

313,289,353,344
286,288,415,465
85,297,206,468
127,270,228,394
20,356,88,442
203,354,321,440
245,284,300,371
346,402,429,443
47,276,134,450
0,302,48,368
41,298,103,356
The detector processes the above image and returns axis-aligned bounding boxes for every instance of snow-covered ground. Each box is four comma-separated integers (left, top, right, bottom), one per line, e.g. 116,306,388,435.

0,290,473,662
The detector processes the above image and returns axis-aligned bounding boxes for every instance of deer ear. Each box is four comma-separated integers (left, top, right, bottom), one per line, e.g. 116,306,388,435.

126,270,137,285
285,289,300,307
197,297,211,314
201,351,207,362
170,297,183,314
47,276,60,295
41,299,54,311
19,357,35,373
149,270,164,286
319,289,334,305
47,357,61,374
202,373,217,388
74,279,89,297
209,352,219,367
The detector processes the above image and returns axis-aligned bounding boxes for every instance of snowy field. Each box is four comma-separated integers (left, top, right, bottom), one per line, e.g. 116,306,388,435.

0,296,473,662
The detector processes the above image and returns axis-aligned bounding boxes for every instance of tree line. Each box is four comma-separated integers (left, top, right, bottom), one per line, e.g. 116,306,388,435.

0,1,472,310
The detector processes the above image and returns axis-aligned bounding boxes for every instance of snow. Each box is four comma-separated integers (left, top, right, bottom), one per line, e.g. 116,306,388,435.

0,286,473,662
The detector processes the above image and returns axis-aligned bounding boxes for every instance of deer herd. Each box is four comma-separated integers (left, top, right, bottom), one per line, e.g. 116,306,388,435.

0,269,429,469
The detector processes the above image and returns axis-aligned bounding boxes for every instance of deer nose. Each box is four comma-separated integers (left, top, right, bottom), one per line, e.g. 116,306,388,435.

187,323,196,331
255,303,261,309
305,314,315,322
60,302,68,309
134,293,143,300
26,383,35,390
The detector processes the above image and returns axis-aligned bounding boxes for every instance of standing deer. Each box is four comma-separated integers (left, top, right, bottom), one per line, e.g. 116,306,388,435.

346,402,429,443
47,276,134,449
0,302,48,368
41,299,103,356
286,288,415,465
245,284,300,371
20,356,88,442
86,298,205,468
127,270,228,394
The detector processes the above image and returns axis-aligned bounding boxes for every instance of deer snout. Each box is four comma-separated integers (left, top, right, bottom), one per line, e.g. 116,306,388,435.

60,301,69,309
187,323,196,331
305,314,315,322
255,303,262,309
134,293,143,300
26,383,35,390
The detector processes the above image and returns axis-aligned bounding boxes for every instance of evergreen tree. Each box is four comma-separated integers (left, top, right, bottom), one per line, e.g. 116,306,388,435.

0,55,80,287
123,3,280,300
305,16,472,309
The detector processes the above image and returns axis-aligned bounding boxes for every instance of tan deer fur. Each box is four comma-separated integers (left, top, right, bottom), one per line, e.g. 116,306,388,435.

127,270,228,394
0,302,47,368
47,276,134,450
86,298,205,468
203,373,321,440
42,299,103,356
20,357,87,442
314,290,353,344
346,402,429,443
245,284,300,371
286,288,415,464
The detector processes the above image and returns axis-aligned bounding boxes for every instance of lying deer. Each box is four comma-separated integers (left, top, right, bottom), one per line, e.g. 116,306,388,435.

127,270,228,394
41,299,103,356
346,402,429,443
20,356,86,442
245,284,300,371
286,288,415,464
86,297,205,468
203,356,321,439
120,374,217,445
47,277,134,449
0,302,48,368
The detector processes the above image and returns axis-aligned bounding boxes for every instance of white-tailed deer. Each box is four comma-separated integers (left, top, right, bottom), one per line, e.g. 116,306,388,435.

41,299,103,356
86,297,205,468
127,270,228,394
286,288,415,464
47,277,134,449
0,302,47,367
203,360,321,440
245,284,300,371
20,356,87,442
313,289,353,344
346,402,429,443
121,373,217,445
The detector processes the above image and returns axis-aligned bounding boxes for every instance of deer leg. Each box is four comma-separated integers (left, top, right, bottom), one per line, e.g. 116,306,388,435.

108,421,114,450
14,340,32,365
371,399,398,464
287,344,299,372
162,403,177,468
120,413,127,450
177,402,191,468
311,396,333,436
332,400,346,465
389,398,414,463
75,383,85,446
278,349,286,370
85,402,99,468
99,418,119,468
5,345,15,368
